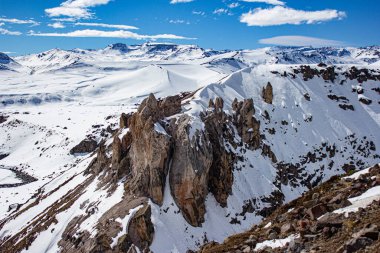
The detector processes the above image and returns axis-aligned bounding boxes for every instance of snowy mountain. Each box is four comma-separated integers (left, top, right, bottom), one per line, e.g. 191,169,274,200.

0,44,379,253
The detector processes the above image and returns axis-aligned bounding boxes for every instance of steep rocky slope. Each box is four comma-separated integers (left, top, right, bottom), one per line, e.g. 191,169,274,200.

197,163,380,253
0,45,380,253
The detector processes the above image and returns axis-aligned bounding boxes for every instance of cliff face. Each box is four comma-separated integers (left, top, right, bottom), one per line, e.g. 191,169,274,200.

1,64,379,253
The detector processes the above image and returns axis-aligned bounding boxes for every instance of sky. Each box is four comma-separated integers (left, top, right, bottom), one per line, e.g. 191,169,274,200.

0,0,379,55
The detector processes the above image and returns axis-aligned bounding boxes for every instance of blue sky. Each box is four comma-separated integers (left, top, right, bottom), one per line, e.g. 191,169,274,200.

0,0,379,55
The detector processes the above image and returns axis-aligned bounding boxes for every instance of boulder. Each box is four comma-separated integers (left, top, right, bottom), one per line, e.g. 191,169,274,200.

306,204,328,220
344,237,373,253
317,213,344,229
127,204,155,251
281,223,295,234
70,139,98,155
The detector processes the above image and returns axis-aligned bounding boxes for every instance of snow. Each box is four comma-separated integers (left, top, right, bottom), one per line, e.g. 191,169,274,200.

111,205,144,248
264,222,272,228
154,123,169,136
0,44,379,253
254,234,299,251
334,185,380,215
0,168,22,184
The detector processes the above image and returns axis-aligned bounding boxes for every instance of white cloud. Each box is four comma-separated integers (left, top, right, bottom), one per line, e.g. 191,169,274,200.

28,29,196,40
52,17,78,22
170,0,194,4
0,18,39,26
240,6,346,26
48,22,66,29
75,22,139,30
0,28,22,36
192,10,205,16
259,35,345,47
213,8,233,15
169,19,190,24
45,0,112,18
240,0,285,6
228,3,240,8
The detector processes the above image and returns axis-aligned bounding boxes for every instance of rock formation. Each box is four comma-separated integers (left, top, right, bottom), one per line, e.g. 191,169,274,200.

262,82,273,104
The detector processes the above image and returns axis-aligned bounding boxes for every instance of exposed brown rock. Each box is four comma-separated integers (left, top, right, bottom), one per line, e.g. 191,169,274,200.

128,94,173,205
321,66,336,82
169,115,213,226
232,98,261,149
262,82,273,104
120,112,132,128
159,94,182,117
203,98,235,207
127,204,155,250
306,204,328,220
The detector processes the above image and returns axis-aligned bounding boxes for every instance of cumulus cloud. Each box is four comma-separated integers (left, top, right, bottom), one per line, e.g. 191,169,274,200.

0,28,22,36
0,17,39,26
259,35,345,47
48,22,66,29
240,6,346,26
28,29,196,40
170,0,194,4
45,0,112,18
240,0,285,6
75,22,139,30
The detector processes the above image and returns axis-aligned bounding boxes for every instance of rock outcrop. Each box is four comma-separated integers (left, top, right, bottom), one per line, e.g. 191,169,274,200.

0,114,8,124
232,98,261,149
70,139,98,155
169,115,213,226
128,94,178,205
262,82,273,104
127,204,154,250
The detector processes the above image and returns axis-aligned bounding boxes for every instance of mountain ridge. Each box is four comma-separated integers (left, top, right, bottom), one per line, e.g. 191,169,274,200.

0,44,379,253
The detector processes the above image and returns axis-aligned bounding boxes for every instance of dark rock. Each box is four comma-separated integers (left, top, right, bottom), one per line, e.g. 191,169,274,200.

0,115,8,124
70,139,98,155
306,204,327,220
321,66,336,82
359,97,372,105
304,93,311,101
0,153,9,160
344,237,373,253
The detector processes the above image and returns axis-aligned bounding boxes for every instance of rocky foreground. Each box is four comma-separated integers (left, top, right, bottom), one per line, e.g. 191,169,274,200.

198,164,380,253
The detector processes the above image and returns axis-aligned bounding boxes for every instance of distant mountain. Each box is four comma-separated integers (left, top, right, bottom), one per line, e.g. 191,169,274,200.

10,44,380,75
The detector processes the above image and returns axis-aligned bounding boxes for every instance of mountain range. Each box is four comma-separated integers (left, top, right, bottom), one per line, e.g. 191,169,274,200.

0,43,379,253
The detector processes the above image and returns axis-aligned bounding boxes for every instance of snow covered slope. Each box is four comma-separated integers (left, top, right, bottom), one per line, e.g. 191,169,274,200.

0,44,379,253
